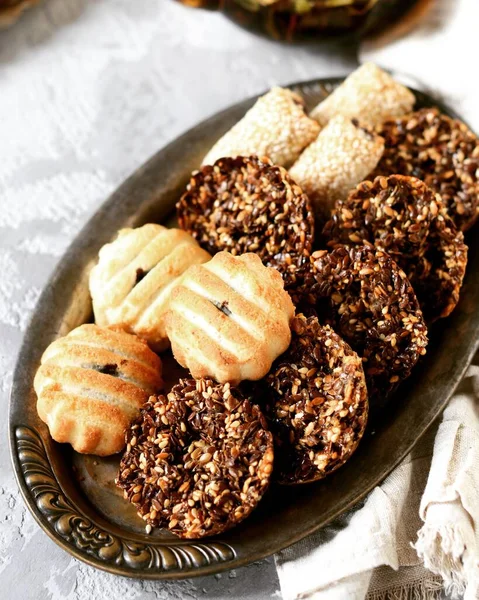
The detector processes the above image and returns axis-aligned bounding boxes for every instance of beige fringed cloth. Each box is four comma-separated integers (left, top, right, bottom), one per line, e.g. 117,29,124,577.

276,1,479,598
276,357,479,600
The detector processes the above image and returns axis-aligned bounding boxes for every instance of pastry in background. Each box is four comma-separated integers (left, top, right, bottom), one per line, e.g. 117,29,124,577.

165,251,295,385
202,87,320,168
289,116,384,223
261,315,368,485
34,324,163,456
302,245,428,402
371,108,479,232
177,155,314,301
117,378,274,538
89,224,211,351
323,175,468,322
310,62,415,127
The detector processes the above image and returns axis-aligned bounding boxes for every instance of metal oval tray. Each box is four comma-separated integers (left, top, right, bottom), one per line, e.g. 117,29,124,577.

9,77,479,579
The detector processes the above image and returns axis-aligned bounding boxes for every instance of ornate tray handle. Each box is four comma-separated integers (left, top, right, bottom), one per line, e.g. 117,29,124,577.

15,426,236,573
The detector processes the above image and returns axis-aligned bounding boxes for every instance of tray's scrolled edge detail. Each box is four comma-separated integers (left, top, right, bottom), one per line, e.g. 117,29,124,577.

14,425,236,573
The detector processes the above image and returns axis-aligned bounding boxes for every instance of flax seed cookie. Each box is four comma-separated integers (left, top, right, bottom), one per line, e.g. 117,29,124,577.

304,245,428,402
323,175,468,322
165,251,295,385
89,224,211,351
34,324,163,456
371,108,479,231
202,87,320,168
116,378,274,538
177,155,314,303
261,315,368,484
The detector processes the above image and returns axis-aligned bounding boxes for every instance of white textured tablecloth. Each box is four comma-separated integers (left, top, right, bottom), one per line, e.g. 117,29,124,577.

1,1,477,599
0,1,356,598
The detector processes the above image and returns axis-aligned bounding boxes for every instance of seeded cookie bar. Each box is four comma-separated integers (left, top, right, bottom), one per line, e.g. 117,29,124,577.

117,378,274,538
303,245,428,401
310,63,415,127
372,108,479,231
262,314,368,484
289,116,384,224
323,175,468,322
177,155,314,302
202,87,320,168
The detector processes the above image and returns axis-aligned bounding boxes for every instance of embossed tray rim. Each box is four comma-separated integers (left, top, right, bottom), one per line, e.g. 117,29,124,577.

9,77,479,579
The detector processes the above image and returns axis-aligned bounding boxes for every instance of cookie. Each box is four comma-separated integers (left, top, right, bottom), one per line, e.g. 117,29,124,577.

34,324,163,456
89,224,211,351
289,116,384,223
303,245,428,401
202,87,320,168
116,378,274,538
177,155,314,302
165,251,295,385
323,175,468,322
262,315,368,485
372,108,479,231
310,62,415,127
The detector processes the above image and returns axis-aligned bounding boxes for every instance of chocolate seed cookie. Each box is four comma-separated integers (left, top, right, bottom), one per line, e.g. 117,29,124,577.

304,245,428,401
371,108,479,231
116,378,273,539
177,155,314,303
262,315,368,485
323,175,468,322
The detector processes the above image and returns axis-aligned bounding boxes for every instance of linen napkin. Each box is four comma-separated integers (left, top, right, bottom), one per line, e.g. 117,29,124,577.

276,358,479,600
276,1,479,597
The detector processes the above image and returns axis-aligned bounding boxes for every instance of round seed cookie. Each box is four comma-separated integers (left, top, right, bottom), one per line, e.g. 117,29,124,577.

262,315,368,485
176,155,314,301
371,108,479,231
116,378,274,539
304,245,428,401
34,324,163,456
323,175,468,322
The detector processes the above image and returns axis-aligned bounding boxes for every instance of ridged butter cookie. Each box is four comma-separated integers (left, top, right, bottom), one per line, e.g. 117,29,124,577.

34,324,163,456
165,251,295,385
89,224,211,351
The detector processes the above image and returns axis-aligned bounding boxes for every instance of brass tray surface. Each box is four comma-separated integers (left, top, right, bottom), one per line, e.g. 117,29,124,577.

9,77,479,579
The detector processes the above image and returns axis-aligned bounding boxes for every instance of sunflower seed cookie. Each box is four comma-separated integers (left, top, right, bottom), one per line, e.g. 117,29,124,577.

177,155,314,302
303,245,428,401
323,175,468,322
371,108,479,231
117,378,273,538
261,315,368,485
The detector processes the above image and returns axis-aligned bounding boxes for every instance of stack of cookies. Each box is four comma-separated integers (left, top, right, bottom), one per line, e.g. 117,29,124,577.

34,63,477,539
